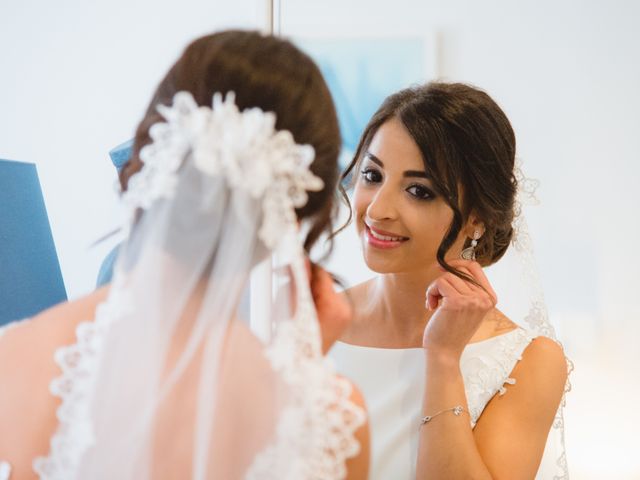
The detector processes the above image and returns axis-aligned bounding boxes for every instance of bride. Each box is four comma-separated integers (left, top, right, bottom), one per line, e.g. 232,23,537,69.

331,82,571,479
0,30,369,479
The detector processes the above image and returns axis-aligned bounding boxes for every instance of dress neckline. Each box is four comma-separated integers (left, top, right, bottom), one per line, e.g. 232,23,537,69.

334,327,522,353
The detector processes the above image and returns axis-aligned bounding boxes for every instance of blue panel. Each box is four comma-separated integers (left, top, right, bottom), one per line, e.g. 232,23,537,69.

108,138,133,172
0,159,67,326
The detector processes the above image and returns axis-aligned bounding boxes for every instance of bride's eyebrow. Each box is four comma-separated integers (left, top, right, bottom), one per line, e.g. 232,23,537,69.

364,151,432,180
404,169,432,180
364,151,384,167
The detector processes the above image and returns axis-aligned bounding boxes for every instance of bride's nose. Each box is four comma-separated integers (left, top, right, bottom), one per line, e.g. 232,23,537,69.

365,184,399,222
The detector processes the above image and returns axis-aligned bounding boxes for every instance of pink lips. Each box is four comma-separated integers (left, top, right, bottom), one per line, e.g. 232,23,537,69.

364,224,409,250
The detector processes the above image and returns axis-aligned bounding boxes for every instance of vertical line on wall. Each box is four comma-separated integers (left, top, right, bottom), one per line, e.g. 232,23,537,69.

264,0,281,36
251,0,276,343
273,0,282,36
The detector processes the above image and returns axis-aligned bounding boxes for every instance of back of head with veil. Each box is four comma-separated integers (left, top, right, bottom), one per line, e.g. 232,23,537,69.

33,31,365,480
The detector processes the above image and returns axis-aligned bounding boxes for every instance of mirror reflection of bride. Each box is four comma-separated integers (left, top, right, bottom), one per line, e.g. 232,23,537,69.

331,82,571,479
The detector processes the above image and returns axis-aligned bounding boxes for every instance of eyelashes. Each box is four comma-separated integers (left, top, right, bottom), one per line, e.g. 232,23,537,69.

359,168,435,201
406,184,435,200
360,168,382,184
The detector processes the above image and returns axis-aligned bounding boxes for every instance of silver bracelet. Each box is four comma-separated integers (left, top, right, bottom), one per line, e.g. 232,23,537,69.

420,405,467,426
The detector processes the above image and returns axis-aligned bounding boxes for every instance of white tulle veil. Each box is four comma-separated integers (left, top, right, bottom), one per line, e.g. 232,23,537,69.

33,92,365,479
485,160,573,479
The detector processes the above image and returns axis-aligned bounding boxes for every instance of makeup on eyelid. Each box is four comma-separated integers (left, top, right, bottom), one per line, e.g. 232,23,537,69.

359,167,436,201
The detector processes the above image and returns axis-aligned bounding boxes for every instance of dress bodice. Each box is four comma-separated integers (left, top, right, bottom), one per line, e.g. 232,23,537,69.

329,327,538,479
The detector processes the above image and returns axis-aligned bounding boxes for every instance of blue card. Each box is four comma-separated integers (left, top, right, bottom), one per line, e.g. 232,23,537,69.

0,159,67,326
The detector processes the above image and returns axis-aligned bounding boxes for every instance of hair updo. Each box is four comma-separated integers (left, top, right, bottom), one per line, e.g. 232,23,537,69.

341,82,518,269
119,30,341,253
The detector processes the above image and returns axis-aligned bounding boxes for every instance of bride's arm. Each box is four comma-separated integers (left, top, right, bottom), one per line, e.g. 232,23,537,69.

416,260,567,479
417,338,566,480
471,337,567,478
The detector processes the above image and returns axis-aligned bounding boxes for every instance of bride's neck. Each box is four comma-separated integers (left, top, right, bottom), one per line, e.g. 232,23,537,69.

363,269,439,345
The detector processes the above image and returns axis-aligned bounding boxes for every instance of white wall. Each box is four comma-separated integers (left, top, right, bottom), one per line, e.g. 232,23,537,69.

282,1,640,478
0,0,268,298
1,0,638,476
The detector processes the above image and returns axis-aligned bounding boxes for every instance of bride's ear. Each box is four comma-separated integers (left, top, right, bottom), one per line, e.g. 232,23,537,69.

463,213,486,240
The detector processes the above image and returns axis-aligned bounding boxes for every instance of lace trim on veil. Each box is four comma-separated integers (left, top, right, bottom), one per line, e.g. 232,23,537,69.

32,284,130,479
31,267,365,480
245,256,366,479
512,161,573,479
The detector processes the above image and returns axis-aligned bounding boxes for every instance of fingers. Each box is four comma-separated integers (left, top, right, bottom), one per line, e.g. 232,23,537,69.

441,272,475,295
306,260,331,305
307,263,352,354
438,259,498,304
309,264,351,317
427,260,497,315
425,276,459,310
309,264,334,303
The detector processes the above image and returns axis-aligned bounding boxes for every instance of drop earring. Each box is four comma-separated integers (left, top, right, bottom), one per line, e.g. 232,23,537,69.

460,230,481,261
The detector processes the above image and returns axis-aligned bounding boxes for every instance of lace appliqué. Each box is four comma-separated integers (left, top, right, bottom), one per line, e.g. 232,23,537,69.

32,283,132,480
245,256,366,480
463,328,536,427
123,91,324,250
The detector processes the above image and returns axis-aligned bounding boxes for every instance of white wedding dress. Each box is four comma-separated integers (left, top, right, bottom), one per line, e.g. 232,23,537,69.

330,326,567,479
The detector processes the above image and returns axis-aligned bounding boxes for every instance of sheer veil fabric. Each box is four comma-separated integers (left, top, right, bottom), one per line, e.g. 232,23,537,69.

32,92,365,479
487,161,573,479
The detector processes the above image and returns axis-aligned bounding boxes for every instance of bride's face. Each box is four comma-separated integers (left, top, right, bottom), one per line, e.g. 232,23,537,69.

353,117,465,275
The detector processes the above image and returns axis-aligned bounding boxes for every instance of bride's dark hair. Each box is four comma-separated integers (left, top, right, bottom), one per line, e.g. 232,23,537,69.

340,82,518,271
119,30,341,253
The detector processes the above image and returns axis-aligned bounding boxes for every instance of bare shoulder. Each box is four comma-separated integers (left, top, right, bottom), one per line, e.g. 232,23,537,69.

6,289,102,343
0,287,109,475
472,336,569,478
488,312,568,395
479,335,568,420
515,335,569,391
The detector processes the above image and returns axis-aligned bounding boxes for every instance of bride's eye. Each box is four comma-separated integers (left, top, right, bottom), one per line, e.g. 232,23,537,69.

360,168,382,184
406,184,435,201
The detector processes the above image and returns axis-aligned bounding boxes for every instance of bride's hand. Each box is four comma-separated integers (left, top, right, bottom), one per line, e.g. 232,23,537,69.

422,259,497,359
307,261,353,355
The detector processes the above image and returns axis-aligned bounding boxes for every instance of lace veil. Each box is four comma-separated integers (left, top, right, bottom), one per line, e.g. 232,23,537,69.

485,161,573,479
33,92,365,479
